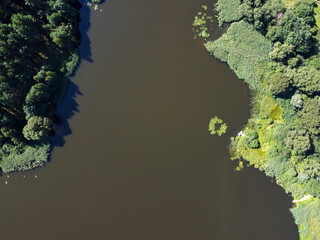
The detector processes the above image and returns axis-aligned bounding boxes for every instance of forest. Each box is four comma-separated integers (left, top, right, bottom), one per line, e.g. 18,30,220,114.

206,0,320,238
0,0,81,172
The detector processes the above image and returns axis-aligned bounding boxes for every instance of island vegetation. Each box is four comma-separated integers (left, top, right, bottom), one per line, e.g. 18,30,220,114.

208,116,228,136
0,0,83,172
204,0,320,238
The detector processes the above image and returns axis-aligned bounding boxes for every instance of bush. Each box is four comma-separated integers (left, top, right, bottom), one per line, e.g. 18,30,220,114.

290,93,303,108
268,72,291,96
298,98,320,136
244,131,260,148
309,57,320,70
266,10,313,54
293,67,320,95
285,128,311,155
294,0,316,26
240,0,285,32
215,0,243,26
269,42,295,62
23,116,52,141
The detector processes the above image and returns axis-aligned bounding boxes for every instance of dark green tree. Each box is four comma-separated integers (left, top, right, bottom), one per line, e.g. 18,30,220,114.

268,72,291,96
22,116,52,141
298,98,320,136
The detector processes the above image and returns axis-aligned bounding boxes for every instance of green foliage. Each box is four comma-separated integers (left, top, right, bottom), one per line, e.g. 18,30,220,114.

23,116,52,141
267,10,314,54
205,21,272,90
300,157,320,179
291,199,320,240
0,141,50,173
244,131,260,148
294,0,316,25
192,6,213,39
215,0,243,26
309,57,320,70
269,42,295,62
285,128,311,155
211,0,320,237
293,67,320,95
268,72,291,96
64,50,80,76
290,93,304,108
299,98,320,136
0,0,81,172
240,0,285,32
208,116,228,136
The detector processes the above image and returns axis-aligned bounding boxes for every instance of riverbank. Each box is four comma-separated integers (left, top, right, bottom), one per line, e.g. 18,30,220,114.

205,0,320,238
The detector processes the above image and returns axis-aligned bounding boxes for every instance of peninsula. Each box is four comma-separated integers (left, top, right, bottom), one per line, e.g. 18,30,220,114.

0,0,82,172
206,0,320,238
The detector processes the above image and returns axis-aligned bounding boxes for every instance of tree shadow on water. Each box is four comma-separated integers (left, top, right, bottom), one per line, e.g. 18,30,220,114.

50,1,93,148
78,0,93,62
50,81,82,147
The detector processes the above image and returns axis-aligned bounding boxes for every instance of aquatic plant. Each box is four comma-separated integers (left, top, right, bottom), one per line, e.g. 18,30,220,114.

192,5,214,40
208,116,228,136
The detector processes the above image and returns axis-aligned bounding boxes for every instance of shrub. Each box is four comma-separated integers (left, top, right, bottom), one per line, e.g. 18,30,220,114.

269,42,295,62
290,93,303,108
285,128,311,155
298,98,320,136
293,67,320,95
294,0,316,26
309,57,320,70
266,10,313,54
268,72,291,96
23,116,52,141
215,0,243,26
244,131,260,148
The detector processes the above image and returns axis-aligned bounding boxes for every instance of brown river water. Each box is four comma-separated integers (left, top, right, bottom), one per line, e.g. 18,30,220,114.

0,0,299,239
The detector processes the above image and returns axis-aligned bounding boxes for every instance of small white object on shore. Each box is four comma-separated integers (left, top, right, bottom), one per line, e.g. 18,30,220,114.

292,195,313,203
238,131,245,136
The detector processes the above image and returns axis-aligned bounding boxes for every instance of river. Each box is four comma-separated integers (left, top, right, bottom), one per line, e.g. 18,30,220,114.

0,0,298,239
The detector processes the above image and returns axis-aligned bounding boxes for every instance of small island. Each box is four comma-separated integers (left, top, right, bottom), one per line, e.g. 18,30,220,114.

204,0,320,238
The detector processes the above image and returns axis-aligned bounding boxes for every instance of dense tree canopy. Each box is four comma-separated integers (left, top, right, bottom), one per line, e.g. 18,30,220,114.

0,0,81,172
268,72,291,96
209,0,320,237
293,67,320,95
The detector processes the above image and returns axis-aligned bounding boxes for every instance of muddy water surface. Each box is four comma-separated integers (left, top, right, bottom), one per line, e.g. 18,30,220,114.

0,0,298,239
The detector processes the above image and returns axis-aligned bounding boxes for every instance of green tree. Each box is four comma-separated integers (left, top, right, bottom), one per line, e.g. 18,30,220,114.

22,116,52,141
298,98,320,136
244,130,260,148
285,128,311,155
294,67,320,95
240,0,285,32
269,42,295,62
268,72,291,96
290,93,303,108
294,0,316,26
267,11,313,54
